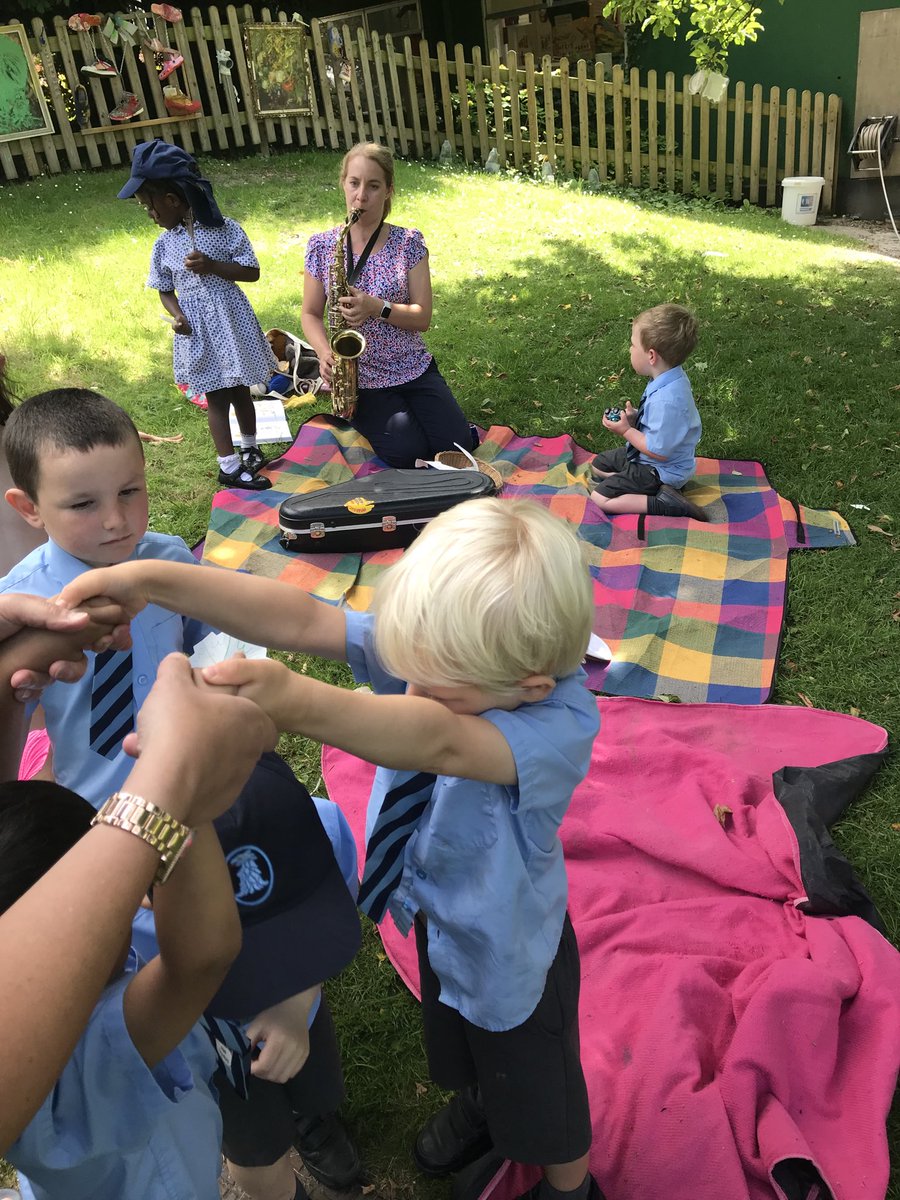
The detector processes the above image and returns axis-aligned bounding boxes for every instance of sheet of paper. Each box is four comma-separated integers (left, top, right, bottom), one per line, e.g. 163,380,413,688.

189,632,268,668
230,399,291,445
586,633,612,662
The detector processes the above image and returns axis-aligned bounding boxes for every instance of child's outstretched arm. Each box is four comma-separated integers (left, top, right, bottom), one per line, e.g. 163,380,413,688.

123,822,241,1068
59,560,349,661
203,658,518,786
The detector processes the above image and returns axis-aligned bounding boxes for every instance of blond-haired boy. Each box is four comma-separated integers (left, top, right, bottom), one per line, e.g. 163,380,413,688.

590,303,707,521
62,496,606,1200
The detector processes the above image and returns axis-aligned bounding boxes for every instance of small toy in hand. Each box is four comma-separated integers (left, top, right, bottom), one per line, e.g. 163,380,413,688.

604,407,622,422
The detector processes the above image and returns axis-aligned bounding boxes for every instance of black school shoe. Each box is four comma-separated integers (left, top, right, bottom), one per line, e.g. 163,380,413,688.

217,463,272,491
515,1175,607,1200
241,445,269,473
653,483,709,522
294,1112,362,1191
414,1085,494,1177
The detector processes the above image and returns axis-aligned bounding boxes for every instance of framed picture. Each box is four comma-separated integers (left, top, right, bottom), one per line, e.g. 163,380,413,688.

0,24,54,143
244,23,312,117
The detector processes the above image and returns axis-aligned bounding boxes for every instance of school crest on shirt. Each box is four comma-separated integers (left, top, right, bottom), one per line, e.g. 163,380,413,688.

226,844,274,906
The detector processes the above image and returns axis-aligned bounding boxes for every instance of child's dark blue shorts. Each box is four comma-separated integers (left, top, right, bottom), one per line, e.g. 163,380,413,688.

415,913,591,1165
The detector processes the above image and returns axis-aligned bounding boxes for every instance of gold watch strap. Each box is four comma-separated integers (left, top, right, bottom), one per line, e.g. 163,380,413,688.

92,792,193,885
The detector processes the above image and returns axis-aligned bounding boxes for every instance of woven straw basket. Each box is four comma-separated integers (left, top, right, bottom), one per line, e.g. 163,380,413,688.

434,450,503,492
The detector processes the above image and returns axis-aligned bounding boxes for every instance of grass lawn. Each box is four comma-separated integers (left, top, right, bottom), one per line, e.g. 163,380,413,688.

0,152,897,1198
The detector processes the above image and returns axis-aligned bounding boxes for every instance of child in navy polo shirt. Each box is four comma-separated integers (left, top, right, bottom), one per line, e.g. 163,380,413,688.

61,497,606,1200
590,303,708,522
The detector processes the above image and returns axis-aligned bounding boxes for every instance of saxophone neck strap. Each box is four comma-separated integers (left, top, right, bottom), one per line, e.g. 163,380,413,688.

346,220,384,287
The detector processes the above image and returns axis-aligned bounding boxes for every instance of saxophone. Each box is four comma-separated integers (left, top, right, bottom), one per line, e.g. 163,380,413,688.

327,208,366,421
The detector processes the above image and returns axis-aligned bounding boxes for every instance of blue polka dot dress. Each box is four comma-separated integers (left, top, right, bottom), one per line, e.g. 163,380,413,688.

147,217,276,394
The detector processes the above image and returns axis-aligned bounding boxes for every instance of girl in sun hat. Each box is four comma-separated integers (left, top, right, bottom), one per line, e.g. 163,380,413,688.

119,139,277,490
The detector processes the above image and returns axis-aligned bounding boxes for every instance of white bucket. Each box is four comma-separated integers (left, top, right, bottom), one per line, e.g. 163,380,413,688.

780,176,825,226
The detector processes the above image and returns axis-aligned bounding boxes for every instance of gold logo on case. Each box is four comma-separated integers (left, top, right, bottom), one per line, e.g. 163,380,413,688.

345,497,374,514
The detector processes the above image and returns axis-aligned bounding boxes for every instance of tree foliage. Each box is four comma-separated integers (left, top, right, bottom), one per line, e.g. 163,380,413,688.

606,0,785,73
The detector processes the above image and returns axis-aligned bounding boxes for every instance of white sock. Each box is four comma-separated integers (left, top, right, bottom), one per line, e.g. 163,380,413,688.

239,434,258,450
218,453,242,474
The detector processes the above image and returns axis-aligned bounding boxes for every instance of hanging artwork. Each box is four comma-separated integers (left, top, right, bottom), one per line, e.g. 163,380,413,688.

243,23,312,117
0,25,54,142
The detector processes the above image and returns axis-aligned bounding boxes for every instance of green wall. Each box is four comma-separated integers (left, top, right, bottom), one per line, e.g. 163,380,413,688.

635,0,900,174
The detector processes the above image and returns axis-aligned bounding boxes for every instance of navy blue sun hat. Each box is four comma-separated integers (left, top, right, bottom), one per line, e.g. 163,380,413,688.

117,138,225,226
207,750,362,1018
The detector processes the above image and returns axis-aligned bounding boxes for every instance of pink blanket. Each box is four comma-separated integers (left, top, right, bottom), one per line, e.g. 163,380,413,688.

322,699,899,1200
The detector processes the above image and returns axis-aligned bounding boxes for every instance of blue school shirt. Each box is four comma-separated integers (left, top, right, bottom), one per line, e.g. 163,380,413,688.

9,952,222,1200
345,610,600,1032
629,364,701,486
0,533,212,808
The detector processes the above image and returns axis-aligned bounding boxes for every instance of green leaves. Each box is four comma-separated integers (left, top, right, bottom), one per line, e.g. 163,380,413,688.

605,0,785,73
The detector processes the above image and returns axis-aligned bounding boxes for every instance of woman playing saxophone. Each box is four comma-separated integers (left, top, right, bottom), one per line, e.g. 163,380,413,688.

301,143,472,468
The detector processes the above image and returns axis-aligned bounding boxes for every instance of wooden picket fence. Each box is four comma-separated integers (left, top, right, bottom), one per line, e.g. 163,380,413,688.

3,8,842,213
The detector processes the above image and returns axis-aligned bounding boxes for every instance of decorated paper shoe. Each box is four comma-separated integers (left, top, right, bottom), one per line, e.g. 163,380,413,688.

67,12,102,31
163,86,201,116
81,57,117,75
151,3,183,21
158,52,184,80
108,92,144,121
74,83,90,128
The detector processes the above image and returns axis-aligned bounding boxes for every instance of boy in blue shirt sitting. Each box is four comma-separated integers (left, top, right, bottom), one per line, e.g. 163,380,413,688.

62,497,606,1200
590,303,708,521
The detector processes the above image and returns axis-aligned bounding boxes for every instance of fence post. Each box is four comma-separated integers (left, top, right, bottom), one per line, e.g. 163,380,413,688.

558,57,573,175
783,87,797,180
664,71,676,191
370,31,394,151
525,51,539,170
507,50,524,170
732,80,746,201
811,91,824,176
628,66,641,186
681,74,693,195
191,5,229,151
355,27,381,144
403,35,424,158
798,90,811,175
715,82,728,198
765,85,780,206
595,61,608,180
489,47,505,165
646,69,658,189
471,45,489,163
612,65,625,185
418,38,439,157
310,18,340,150
435,40,455,153
822,93,841,214
542,54,556,168
698,95,710,194
748,82,763,204
456,43,474,164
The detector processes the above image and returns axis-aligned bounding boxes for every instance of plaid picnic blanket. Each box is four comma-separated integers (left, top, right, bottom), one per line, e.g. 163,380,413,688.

201,416,855,704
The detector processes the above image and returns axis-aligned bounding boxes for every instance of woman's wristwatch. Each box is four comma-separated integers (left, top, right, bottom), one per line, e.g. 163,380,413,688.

92,792,194,884
379,300,392,321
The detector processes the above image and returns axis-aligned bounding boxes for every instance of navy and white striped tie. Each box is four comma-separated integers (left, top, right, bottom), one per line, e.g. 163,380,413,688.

357,771,436,924
199,1014,252,1099
89,648,135,758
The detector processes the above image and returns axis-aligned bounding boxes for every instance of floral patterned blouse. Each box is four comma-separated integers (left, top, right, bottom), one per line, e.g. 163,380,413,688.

305,224,433,390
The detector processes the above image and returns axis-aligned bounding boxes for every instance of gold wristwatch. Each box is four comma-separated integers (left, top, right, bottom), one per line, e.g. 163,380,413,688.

92,792,193,885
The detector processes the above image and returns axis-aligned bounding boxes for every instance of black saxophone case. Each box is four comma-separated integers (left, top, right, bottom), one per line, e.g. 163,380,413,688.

278,468,499,553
